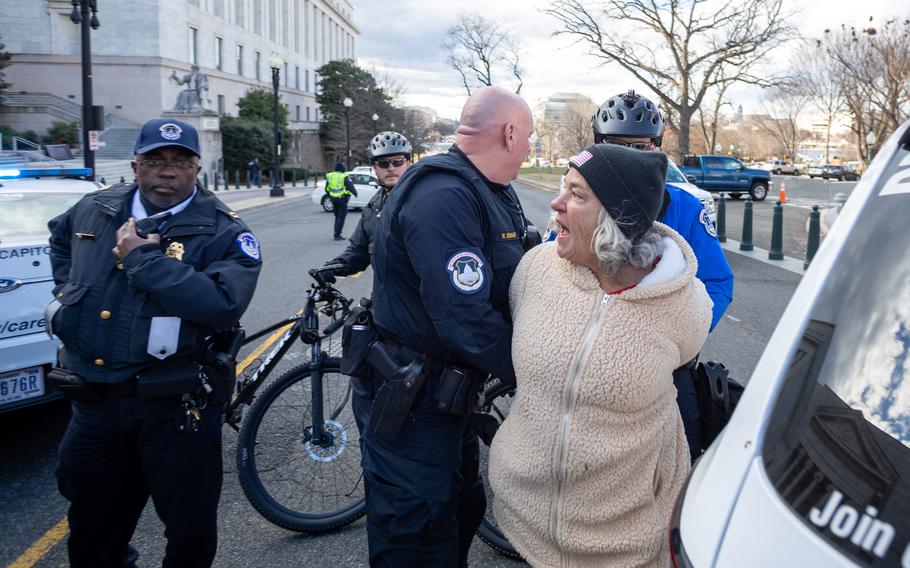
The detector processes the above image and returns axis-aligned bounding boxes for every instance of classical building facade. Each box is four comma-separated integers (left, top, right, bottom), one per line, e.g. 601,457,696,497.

1,0,358,170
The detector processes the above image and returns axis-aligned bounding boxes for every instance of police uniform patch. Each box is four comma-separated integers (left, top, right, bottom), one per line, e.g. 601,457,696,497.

699,209,718,238
159,123,183,141
236,232,260,260
446,251,484,294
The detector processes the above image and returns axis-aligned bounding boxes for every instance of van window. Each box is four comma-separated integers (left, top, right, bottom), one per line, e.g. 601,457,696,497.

761,143,910,567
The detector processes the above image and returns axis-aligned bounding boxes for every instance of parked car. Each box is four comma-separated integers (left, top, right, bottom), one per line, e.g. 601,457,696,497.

679,155,773,201
807,164,826,178
310,171,381,212
666,159,716,223
758,159,803,175
670,120,910,567
0,166,99,413
819,164,861,182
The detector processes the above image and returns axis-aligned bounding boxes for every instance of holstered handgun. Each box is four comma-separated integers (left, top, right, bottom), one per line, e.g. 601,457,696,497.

367,342,425,441
206,327,245,403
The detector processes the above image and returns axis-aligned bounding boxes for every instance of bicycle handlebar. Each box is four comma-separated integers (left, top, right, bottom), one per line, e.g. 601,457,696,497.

322,317,345,336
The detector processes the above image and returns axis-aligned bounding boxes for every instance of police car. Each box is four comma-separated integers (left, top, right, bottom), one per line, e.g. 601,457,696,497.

0,167,99,413
311,170,381,212
667,159,717,223
670,120,910,567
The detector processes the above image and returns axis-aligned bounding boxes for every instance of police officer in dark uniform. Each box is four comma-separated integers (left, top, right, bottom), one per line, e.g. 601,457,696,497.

355,87,538,567
48,118,261,568
322,131,412,276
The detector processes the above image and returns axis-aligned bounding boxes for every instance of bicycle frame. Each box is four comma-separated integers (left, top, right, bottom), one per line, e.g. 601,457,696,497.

225,279,351,439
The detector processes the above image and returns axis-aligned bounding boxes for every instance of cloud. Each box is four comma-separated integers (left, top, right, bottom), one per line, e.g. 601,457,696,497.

354,0,909,120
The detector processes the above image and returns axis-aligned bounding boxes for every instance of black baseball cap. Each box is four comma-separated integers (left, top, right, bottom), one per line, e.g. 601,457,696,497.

134,118,201,157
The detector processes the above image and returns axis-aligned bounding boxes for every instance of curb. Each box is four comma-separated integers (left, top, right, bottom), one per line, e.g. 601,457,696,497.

228,189,313,213
516,177,559,193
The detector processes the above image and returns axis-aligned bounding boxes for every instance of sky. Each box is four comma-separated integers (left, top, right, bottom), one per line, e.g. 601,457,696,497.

353,0,909,121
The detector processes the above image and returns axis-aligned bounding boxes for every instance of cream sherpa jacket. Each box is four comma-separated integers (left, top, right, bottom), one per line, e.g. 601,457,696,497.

489,223,712,568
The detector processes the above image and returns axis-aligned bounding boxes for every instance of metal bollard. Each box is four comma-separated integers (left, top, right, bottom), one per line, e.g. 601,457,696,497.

235,170,240,190
246,172,251,189
769,200,784,260
257,173,262,189
292,170,296,187
119,176,125,184
740,196,754,251
214,172,220,191
716,193,726,243
100,177,106,185
805,205,820,269
203,172,209,190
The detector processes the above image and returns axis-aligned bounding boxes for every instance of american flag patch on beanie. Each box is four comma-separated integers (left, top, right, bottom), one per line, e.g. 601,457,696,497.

569,150,594,168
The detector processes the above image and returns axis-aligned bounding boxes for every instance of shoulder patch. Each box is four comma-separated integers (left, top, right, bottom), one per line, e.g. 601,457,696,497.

446,250,485,294
236,232,261,260
699,209,718,238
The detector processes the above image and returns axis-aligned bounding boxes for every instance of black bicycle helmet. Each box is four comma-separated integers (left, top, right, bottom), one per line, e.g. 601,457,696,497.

592,90,664,146
368,131,412,160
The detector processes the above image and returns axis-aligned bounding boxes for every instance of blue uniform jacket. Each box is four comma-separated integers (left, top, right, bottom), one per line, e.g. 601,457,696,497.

47,183,262,382
546,183,733,330
371,147,532,383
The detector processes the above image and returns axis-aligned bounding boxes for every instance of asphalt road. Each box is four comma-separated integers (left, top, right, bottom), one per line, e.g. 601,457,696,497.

2,181,802,567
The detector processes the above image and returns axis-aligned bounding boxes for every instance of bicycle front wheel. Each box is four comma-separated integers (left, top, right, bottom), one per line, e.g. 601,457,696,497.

236,358,366,532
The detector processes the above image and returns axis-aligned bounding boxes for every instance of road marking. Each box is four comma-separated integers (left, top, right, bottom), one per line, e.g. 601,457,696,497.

236,322,294,375
725,315,742,322
9,516,68,568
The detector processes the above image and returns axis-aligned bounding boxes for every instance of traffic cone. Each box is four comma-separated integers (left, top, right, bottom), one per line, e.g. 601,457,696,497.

778,180,787,204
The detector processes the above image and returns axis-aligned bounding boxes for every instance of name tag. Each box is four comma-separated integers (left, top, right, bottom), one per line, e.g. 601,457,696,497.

498,231,518,240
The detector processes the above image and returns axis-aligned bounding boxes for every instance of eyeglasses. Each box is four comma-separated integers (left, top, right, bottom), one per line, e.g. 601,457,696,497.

373,157,407,169
136,159,197,171
601,139,656,151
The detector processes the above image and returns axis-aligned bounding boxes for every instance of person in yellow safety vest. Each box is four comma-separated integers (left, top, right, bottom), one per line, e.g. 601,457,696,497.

325,161,358,240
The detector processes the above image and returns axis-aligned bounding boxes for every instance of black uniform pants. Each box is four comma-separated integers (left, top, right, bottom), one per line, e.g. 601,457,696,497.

352,375,485,568
673,363,702,460
56,388,223,568
331,195,349,238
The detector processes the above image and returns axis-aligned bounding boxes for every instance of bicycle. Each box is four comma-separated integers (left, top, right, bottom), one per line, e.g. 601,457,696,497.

227,266,366,533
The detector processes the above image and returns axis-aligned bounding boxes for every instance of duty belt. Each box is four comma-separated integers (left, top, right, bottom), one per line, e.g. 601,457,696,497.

377,337,448,376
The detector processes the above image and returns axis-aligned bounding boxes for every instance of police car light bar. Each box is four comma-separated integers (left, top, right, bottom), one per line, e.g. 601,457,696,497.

0,167,94,179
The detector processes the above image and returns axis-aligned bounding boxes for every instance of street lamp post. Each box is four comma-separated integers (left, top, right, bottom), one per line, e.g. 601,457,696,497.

268,54,284,197
866,130,877,166
70,1,100,181
372,113,379,136
343,97,353,170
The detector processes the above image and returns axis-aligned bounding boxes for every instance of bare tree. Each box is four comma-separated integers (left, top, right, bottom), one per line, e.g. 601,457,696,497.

796,42,846,164
442,13,524,95
545,0,794,159
696,79,734,156
557,99,597,157
822,17,910,164
753,85,810,160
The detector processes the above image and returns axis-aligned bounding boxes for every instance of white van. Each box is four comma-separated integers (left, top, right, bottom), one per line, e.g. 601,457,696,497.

670,120,910,567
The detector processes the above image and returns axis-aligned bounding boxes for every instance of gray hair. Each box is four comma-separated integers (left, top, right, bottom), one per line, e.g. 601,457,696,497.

547,208,663,276
592,208,663,276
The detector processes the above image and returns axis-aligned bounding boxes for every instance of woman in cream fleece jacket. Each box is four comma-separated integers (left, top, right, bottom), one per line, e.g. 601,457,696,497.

488,144,712,568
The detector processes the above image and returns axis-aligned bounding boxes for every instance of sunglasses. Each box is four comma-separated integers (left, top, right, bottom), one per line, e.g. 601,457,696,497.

601,139,656,151
373,157,407,169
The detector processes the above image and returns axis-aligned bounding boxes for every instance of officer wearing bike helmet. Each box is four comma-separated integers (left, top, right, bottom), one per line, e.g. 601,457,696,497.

323,132,412,276
583,89,734,458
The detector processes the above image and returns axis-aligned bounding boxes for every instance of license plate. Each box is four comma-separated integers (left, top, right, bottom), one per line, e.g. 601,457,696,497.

0,366,45,406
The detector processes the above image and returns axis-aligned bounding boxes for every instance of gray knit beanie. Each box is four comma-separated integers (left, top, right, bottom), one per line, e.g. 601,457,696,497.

568,143,668,243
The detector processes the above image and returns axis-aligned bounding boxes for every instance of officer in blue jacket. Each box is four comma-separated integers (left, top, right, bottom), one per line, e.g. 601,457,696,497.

48,118,261,568
545,90,734,457
359,87,538,567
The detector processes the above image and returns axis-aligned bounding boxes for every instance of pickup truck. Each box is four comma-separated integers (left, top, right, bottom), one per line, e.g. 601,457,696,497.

679,155,773,201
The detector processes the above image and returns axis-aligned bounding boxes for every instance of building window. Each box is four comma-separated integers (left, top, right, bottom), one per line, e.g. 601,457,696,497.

255,51,261,81
236,44,243,75
306,106,310,122
284,62,289,87
295,66,300,90
305,69,309,92
215,36,223,70
188,26,198,65
235,0,245,27
296,105,300,121
217,94,225,115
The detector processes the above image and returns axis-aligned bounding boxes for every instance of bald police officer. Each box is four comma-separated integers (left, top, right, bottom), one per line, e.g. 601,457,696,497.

49,118,261,567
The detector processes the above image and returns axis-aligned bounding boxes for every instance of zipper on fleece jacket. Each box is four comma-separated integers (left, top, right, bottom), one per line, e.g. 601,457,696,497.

550,293,610,567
